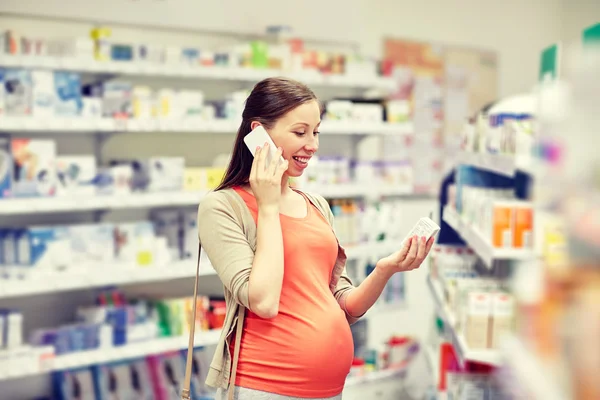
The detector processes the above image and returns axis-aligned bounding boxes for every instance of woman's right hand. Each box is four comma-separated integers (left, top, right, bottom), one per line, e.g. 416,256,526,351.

249,143,289,211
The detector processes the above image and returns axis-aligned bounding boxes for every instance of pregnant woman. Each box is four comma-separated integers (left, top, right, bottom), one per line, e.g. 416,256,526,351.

196,77,435,400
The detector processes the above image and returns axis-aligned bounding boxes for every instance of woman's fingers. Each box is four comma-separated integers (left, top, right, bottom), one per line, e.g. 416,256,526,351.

416,236,426,263
268,147,284,177
249,145,260,184
256,142,268,175
404,236,418,266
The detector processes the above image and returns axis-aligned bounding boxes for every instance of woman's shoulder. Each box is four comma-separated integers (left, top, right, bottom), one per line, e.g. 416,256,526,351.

198,188,238,214
198,187,249,222
294,187,332,216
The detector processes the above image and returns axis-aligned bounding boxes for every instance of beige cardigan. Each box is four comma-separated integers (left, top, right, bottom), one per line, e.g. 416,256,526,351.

194,187,361,391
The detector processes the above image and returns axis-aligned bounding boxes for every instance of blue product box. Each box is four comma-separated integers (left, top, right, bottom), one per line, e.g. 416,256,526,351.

4,68,32,116
52,367,95,400
0,135,13,198
0,68,5,115
53,71,82,116
15,226,71,277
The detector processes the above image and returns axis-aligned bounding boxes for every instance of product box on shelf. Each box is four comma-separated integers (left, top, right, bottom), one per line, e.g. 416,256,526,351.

53,71,83,116
55,155,97,197
3,68,32,116
0,68,5,115
11,138,57,197
152,210,182,260
114,222,156,267
0,309,23,348
31,70,55,117
15,226,72,278
102,81,132,119
0,135,11,198
69,223,115,265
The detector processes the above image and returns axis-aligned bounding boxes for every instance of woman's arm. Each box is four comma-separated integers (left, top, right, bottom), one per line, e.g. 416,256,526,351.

248,205,284,318
344,235,434,318
197,194,285,320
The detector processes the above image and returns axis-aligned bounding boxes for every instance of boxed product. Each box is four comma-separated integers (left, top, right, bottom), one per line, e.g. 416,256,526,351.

54,71,82,116
148,351,186,399
386,100,410,123
53,368,96,400
152,210,182,260
11,139,57,197
461,291,492,350
182,209,199,260
102,81,132,119
183,168,207,192
69,223,115,265
0,135,11,198
114,222,155,266
132,85,153,119
15,226,72,278
31,70,55,117
55,155,97,197
489,292,515,348
147,157,185,192
0,68,5,115
4,68,32,116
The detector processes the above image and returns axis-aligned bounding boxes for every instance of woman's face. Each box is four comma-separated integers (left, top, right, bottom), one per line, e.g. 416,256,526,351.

251,100,321,177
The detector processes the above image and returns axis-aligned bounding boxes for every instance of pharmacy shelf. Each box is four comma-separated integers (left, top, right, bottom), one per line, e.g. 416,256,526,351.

500,336,568,400
427,275,502,367
303,183,414,199
0,329,222,380
0,191,208,215
0,55,396,90
0,259,217,299
457,152,516,177
0,185,420,216
0,116,410,136
442,206,535,268
0,241,396,299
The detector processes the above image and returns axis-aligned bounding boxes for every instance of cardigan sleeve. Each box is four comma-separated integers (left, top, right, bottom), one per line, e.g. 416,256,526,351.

197,191,254,309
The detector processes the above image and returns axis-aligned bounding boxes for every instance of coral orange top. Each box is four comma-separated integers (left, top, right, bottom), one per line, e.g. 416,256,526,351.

230,187,354,398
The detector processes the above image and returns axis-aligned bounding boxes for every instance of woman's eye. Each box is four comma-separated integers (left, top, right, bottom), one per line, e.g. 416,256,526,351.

313,131,320,136
293,131,305,136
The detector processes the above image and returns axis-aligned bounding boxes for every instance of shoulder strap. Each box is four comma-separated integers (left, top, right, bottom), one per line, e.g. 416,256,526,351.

181,243,203,400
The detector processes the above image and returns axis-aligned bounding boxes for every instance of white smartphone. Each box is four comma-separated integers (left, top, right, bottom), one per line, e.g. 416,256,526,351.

243,125,285,166
403,217,441,245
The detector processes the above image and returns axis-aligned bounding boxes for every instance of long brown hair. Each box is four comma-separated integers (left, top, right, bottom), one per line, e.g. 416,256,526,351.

215,77,319,191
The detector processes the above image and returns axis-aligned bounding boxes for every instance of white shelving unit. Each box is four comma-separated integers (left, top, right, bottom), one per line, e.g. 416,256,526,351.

457,151,537,178
442,206,534,268
0,240,400,299
0,116,412,136
0,329,222,380
427,275,502,367
0,20,419,399
457,152,516,177
0,185,415,215
0,55,396,90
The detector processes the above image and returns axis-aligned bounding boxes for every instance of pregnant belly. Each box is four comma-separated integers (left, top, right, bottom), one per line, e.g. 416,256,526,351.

234,305,354,396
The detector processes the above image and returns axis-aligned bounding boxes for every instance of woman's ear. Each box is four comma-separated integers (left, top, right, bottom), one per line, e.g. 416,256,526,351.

250,121,262,131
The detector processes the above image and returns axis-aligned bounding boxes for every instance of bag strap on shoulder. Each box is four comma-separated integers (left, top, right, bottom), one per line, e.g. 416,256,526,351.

181,242,203,400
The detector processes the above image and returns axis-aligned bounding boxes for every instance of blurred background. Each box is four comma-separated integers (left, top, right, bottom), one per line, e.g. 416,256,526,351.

0,1,598,399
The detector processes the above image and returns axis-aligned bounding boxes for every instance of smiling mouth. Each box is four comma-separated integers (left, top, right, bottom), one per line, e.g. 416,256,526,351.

292,156,310,163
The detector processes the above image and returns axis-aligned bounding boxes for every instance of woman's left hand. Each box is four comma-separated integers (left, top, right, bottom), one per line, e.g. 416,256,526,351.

377,235,435,274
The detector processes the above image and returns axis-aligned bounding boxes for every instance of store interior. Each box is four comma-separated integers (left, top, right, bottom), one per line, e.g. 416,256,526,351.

0,1,598,399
